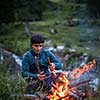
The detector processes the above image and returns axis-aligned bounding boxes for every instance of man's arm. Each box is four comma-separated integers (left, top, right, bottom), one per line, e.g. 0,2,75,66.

22,54,38,79
47,50,63,70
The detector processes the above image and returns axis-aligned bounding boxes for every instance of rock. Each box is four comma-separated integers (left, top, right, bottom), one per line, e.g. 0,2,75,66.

49,28,57,34
69,48,76,53
0,48,21,77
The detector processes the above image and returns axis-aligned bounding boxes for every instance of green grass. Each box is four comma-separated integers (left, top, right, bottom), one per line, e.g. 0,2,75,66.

0,64,27,100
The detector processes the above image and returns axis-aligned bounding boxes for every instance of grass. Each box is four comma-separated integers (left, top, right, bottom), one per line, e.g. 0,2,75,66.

0,64,27,100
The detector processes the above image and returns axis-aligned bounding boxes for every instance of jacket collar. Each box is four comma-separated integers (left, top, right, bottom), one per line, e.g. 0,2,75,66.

29,48,44,57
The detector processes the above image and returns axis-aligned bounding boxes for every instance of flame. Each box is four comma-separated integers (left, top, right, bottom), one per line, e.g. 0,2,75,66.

47,73,70,100
71,59,96,79
46,59,96,100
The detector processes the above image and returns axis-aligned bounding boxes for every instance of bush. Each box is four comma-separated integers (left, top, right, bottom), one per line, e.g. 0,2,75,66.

0,64,27,100
0,23,14,35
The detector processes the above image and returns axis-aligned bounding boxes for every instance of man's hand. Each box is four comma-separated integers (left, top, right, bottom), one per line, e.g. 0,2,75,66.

37,73,45,81
49,63,55,71
49,63,57,77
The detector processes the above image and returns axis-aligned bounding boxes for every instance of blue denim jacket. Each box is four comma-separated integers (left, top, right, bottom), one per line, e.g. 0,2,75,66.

22,48,62,79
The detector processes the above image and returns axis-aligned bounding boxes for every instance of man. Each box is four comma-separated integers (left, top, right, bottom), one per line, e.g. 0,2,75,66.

22,34,63,92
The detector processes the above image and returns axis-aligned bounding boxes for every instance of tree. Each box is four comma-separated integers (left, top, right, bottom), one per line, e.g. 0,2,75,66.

15,0,49,36
0,0,15,24
64,0,86,3
87,0,100,18
0,0,49,35
16,0,49,21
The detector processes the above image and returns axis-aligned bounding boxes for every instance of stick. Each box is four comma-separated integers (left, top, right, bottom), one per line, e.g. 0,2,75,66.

35,56,41,74
69,80,91,89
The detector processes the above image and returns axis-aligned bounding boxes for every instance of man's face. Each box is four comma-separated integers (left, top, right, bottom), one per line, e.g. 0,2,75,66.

32,43,44,54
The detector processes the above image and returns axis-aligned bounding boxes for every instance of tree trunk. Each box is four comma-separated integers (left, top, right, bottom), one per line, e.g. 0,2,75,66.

23,21,31,37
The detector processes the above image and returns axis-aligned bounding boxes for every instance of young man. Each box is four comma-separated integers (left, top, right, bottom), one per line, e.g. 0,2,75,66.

22,34,63,92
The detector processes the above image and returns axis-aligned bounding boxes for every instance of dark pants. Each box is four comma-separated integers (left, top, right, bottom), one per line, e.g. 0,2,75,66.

26,77,51,93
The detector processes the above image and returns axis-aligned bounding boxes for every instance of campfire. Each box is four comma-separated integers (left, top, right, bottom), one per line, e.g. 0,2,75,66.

45,59,96,100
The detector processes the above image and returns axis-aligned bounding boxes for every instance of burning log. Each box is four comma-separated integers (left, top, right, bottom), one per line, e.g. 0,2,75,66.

69,80,91,89
71,59,96,79
17,93,43,100
46,72,70,100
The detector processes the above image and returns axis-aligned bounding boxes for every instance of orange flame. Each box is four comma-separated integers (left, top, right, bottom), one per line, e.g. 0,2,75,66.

71,59,96,79
47,73,70,100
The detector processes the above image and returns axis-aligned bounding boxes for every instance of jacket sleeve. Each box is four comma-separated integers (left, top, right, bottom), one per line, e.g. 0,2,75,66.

47,50,63,70
22,53,38,79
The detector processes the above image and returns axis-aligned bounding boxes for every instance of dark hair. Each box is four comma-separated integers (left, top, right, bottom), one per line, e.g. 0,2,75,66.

31,34,44,45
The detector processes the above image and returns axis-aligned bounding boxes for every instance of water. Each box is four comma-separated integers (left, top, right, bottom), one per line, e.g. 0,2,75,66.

12,54,22,68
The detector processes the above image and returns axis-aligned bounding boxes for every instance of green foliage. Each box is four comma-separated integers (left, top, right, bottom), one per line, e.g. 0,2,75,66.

16,0,50,21
0,64,27,100
0,0,50,25
0,23,14,35
0,22,30,55
0,36,29,55
0,0,15,23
